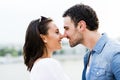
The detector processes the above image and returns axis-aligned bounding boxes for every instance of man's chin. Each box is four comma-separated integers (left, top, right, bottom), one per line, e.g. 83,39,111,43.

70,43,75,47
69,43,78,47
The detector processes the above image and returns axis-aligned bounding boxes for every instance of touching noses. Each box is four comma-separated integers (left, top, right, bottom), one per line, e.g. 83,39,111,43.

59,31,67,39
63,31,67,38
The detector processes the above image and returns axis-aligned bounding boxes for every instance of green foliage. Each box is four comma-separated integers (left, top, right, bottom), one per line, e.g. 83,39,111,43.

60,49,64,54
0,47,22,57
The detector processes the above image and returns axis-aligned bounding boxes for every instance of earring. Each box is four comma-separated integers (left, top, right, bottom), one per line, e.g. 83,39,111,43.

44,40,47,43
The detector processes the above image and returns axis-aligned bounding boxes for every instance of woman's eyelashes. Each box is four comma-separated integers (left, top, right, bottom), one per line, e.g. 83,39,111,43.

55,29,60,34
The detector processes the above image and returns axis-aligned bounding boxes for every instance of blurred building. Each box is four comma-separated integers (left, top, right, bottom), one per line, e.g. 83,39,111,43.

54,41,86,55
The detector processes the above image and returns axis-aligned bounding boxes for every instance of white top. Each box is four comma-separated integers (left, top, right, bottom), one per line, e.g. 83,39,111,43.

30,58,70,80
86,54,92,79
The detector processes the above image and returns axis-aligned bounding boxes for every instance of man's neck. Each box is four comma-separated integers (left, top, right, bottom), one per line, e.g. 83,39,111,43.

83,31,101,51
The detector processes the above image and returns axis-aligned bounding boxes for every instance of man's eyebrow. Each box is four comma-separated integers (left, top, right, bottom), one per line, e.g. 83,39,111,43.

64,26,68,29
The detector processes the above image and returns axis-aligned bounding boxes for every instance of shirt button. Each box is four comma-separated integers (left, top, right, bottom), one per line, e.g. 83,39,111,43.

97,72,99,75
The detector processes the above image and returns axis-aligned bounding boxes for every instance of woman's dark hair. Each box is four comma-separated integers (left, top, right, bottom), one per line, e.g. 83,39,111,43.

23,16,52,71
63,3,99,31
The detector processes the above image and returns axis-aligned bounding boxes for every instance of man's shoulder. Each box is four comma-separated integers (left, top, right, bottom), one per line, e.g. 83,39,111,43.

106,39,120,50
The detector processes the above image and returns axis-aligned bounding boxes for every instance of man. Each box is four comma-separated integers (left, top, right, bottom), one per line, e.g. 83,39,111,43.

62,3,120,80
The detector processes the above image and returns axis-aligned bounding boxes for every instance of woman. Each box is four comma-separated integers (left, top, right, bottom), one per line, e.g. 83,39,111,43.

23,16,70,80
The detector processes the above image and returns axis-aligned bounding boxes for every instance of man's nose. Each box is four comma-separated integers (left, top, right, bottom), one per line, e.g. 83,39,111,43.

63,32,67,38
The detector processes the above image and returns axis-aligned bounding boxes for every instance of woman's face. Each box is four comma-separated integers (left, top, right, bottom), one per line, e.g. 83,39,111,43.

43,21,63,52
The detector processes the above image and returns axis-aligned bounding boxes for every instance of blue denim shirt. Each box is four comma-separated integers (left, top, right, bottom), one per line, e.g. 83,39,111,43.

82,33,120,80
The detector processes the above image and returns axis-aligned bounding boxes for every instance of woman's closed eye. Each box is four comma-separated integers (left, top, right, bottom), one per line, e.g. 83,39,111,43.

55,29,60,34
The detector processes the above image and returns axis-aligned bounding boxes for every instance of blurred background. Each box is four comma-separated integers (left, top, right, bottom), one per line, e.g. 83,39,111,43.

0,0,120,80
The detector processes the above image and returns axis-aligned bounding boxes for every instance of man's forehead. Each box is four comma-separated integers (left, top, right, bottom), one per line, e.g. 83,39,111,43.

64,16,72,22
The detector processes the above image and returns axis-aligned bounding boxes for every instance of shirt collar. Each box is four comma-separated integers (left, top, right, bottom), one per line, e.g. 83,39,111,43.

92,33,109,54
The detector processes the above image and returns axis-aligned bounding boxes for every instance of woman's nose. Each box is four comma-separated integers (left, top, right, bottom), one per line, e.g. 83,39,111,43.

60,34,64,39
59,33,65,39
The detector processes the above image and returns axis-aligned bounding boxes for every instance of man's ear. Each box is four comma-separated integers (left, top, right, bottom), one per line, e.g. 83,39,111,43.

77,20,86,31
40,34,47,43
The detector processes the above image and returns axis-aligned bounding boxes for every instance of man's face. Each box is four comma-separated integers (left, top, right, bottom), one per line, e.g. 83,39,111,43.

63,16,83,47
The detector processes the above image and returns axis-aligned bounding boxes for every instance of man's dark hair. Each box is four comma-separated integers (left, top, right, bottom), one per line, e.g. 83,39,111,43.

63,3,99,31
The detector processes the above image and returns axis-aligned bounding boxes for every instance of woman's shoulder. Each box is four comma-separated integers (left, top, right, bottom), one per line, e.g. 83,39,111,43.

34,58,61,67
31,58,71,80
32,58,62,73
38,58,59,63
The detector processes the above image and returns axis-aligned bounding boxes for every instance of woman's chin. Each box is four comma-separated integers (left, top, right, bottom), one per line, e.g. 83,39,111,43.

56,46,62,50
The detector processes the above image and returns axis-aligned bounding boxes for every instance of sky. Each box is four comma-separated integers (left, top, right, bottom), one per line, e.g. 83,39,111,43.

0,0,120,45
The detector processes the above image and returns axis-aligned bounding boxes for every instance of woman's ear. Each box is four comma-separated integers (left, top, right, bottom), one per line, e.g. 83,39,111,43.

40,34,47,43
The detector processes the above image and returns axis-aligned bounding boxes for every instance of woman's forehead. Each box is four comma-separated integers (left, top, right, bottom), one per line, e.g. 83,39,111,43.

48,21,58,31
